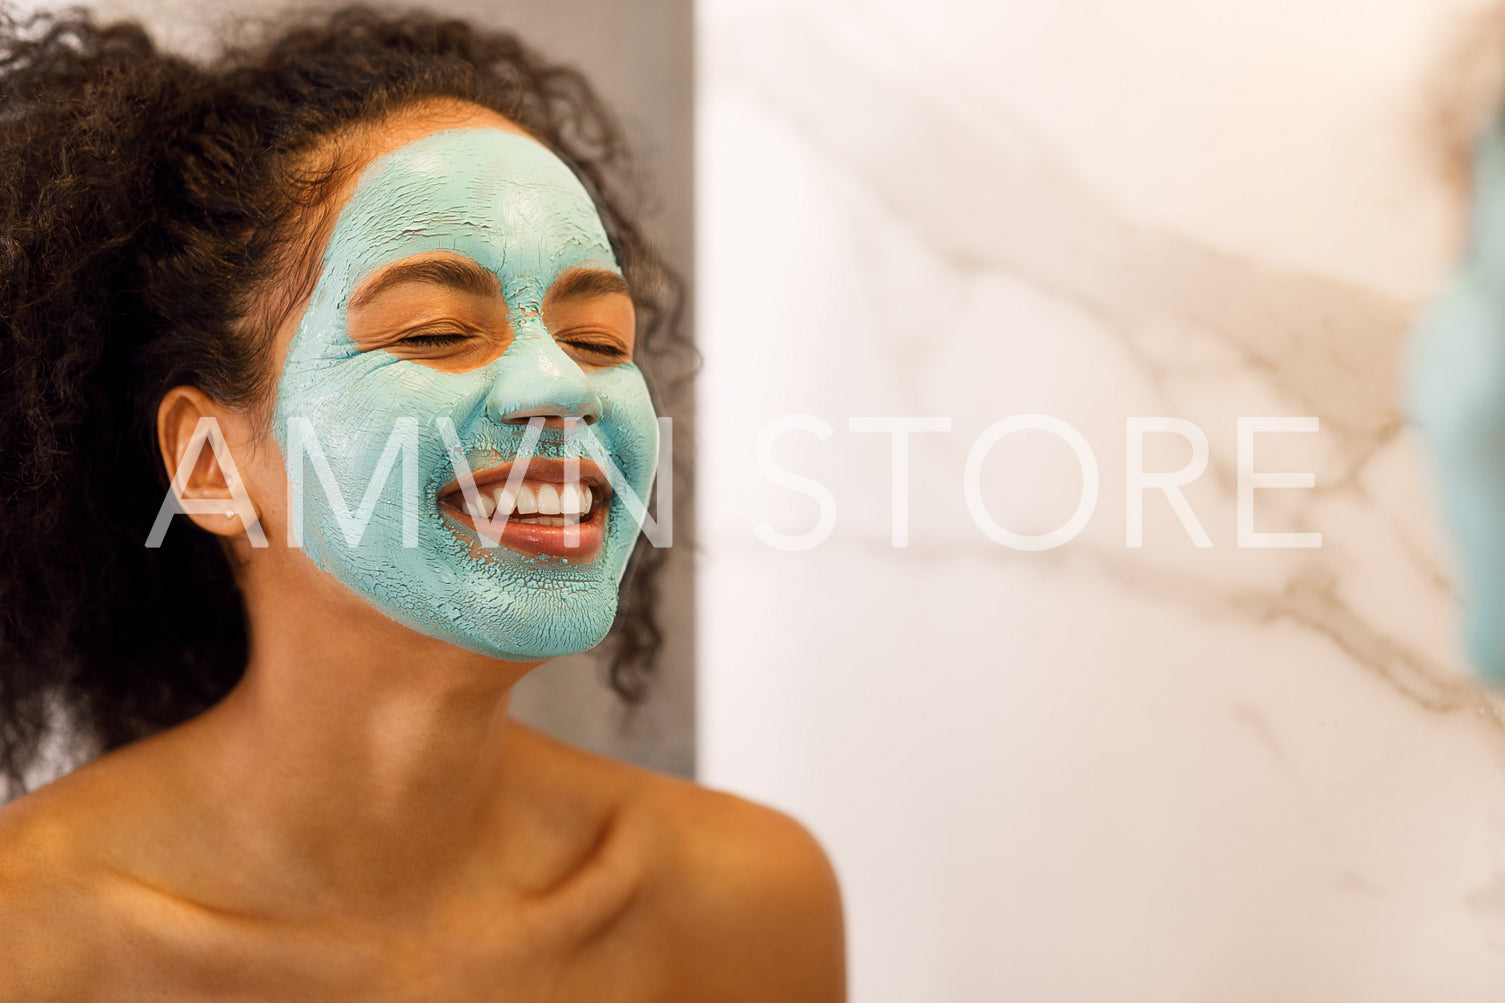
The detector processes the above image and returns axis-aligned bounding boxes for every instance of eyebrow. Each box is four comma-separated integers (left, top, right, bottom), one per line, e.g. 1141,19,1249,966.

546,268,632,303
349,256,503,310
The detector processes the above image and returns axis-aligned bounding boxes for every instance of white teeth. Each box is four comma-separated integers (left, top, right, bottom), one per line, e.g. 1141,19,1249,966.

453,480,598,524
535,483,561,516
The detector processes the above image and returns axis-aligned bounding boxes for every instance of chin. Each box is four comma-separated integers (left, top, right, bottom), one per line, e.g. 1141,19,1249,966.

303,506,631,662
386,586,622,664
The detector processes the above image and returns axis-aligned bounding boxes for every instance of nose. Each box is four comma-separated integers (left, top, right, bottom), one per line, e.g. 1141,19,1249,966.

484,323,603,429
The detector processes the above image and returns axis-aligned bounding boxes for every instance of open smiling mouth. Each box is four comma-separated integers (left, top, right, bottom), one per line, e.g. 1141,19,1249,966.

436,457,612,560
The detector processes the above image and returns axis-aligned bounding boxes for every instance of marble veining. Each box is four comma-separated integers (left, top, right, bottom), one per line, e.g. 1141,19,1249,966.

699,1,1505,999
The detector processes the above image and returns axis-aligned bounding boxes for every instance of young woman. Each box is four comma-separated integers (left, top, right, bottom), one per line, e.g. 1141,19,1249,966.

0,7,844,998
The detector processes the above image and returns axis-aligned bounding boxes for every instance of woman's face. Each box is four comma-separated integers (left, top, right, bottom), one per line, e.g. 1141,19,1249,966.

264,116,659,661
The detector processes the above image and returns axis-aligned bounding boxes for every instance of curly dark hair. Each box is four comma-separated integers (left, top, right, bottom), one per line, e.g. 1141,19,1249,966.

0,4,688,793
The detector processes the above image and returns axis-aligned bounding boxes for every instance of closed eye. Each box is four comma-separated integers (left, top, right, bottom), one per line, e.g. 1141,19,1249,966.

560,338,629,360
397,329,474,348
543,268,636,368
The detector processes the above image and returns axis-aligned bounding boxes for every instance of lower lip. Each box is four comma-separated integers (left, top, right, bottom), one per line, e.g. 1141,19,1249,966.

439,496,609,560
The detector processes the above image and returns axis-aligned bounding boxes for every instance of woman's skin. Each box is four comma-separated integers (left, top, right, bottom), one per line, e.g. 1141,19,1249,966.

0,103,845,1001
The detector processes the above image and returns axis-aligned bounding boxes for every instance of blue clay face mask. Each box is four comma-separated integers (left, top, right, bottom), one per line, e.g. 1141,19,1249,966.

1409,118,1505,685
272,127,659,661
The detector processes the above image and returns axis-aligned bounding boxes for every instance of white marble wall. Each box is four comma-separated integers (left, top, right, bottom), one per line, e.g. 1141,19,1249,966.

696,1,1505,999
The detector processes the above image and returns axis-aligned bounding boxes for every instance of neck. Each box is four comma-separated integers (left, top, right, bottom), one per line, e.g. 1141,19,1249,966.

185,562,542,920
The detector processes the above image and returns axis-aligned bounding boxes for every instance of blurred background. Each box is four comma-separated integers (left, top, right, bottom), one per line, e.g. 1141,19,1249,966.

696,0,1505,1000
24,0,1505,997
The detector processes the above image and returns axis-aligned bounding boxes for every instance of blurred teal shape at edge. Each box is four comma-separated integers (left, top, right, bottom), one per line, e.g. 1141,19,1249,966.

1407,117,1505,686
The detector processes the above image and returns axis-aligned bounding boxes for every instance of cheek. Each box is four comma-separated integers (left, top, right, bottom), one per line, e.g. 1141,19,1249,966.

594,368,660,489
291,356,478,454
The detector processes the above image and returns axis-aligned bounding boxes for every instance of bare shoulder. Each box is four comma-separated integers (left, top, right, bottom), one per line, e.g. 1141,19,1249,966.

490,725,846,1000
637,776,847,1003
0,787,110,1000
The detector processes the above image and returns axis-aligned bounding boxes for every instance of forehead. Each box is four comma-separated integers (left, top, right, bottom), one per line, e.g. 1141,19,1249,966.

321,126,618,302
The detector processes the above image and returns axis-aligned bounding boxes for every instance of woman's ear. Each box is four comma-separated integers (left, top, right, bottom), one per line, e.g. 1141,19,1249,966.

155,386,263,540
